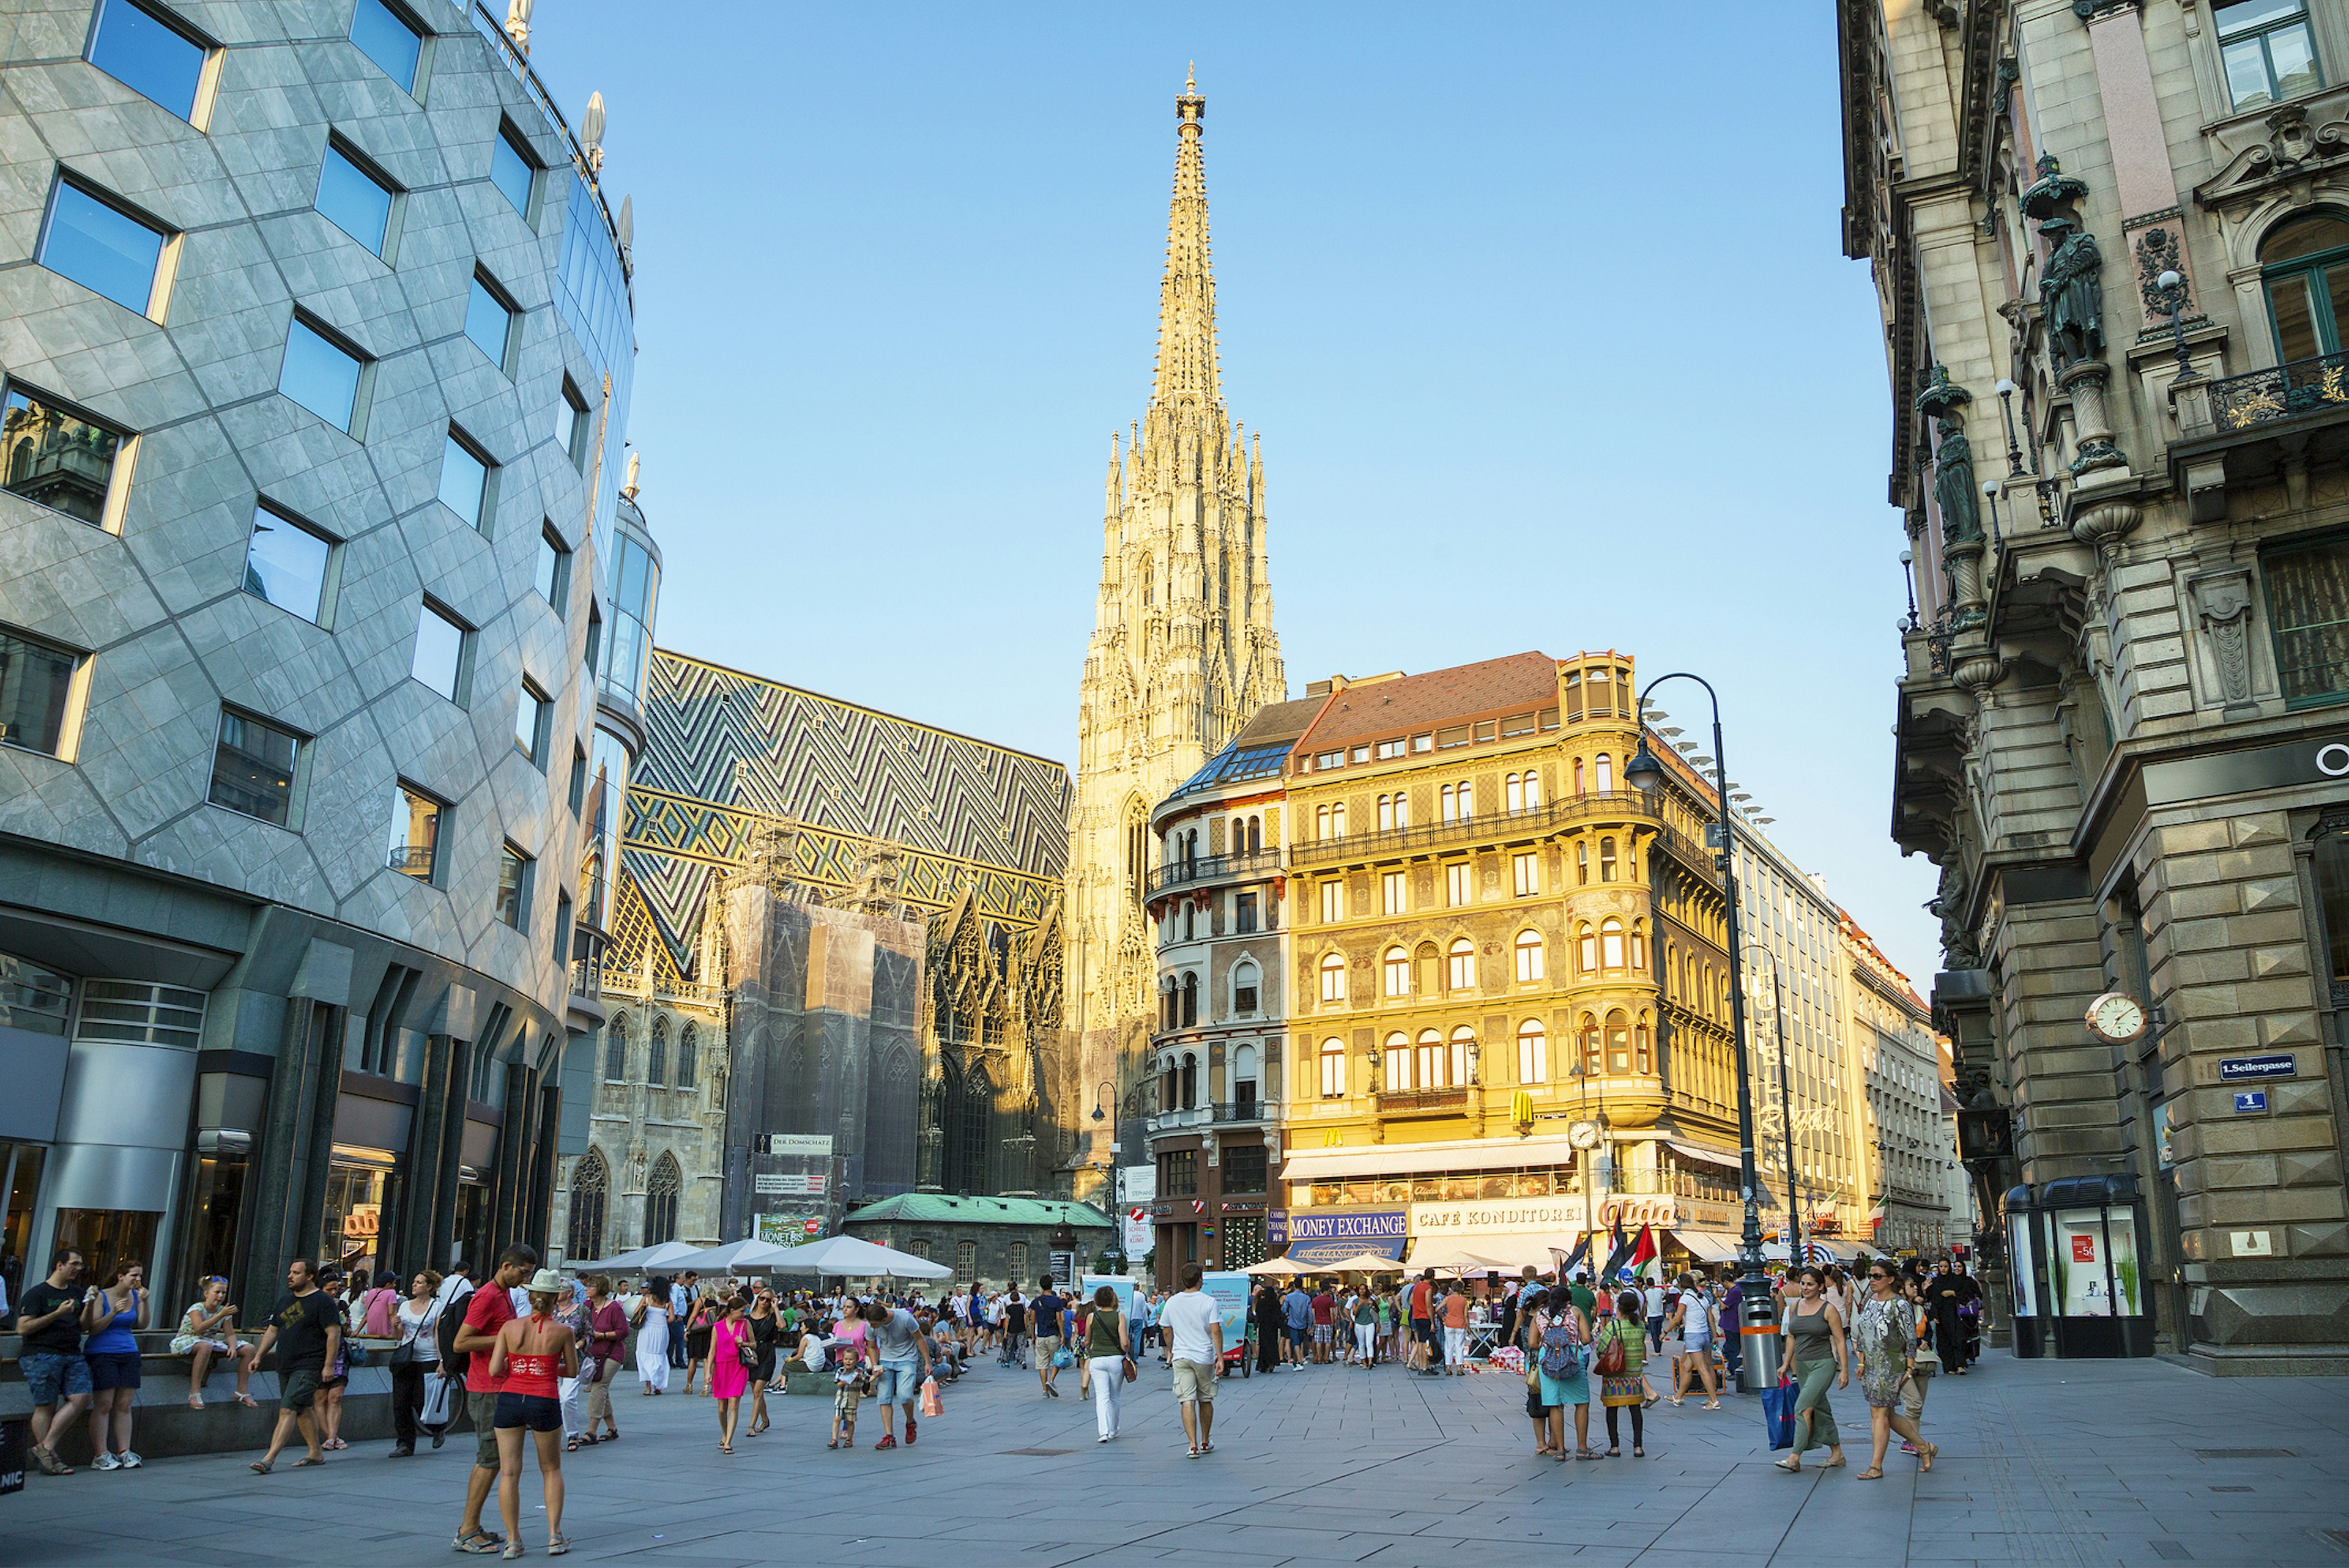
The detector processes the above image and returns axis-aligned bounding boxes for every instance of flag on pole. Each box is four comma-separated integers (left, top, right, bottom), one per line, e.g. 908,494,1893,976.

1630,1224,1660,1281
1551,1235,1589,1278
1600,1216,1636,1280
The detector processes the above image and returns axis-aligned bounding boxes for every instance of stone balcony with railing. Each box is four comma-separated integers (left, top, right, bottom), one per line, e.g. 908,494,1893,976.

1145,1098,1276,1135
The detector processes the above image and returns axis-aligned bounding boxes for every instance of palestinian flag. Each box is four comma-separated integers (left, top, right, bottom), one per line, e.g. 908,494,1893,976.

1600,1216,1636,1279
1630,1224,1660,1280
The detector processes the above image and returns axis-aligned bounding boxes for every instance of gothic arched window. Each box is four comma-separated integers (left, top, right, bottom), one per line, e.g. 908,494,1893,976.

677,1024,697,1090
603,1014,628,1081
647,1016,668,1085
955,1061,992,1194
644,1153,681,1246
566,1147,607,1264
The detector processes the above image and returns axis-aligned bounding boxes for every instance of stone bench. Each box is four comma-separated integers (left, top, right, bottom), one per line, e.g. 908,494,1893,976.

1,1334,456,1462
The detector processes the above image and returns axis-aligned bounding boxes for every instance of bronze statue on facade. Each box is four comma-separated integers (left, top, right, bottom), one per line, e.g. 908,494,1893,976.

2038,215,2105,371
1932,418,1984,546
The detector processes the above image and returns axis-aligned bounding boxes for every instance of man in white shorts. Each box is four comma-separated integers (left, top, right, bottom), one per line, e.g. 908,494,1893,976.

1159,1263,1223,1458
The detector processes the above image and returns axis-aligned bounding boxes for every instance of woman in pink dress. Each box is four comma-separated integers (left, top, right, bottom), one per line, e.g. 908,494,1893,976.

710,1294,752,1454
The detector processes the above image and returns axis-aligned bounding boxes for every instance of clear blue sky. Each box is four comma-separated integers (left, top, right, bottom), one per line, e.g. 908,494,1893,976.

544,3,1942,986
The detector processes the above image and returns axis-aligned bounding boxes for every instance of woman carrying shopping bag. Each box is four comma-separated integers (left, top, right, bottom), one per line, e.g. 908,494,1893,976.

1773,1266,1849,1474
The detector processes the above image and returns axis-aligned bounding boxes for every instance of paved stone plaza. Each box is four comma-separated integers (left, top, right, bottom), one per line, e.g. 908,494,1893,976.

4,1353,2348,1566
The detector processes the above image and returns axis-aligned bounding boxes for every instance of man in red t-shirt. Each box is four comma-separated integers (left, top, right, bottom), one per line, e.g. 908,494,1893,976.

1309,1286,1336,1363
450,1244,536,1555
1408,1271,1437,1374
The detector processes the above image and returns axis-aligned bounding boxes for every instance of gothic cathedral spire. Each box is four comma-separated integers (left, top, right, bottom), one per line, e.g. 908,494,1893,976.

1064,71,1285,1202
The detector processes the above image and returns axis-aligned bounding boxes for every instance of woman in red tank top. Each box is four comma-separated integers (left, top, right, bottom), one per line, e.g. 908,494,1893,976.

489,1270,581,1556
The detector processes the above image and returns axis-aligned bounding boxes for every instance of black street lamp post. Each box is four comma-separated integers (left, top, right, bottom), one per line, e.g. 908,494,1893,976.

1625,673,1776,1393
1091,1081,1124,1274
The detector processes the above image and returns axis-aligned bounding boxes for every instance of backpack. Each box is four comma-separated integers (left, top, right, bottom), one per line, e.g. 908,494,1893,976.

1539,1316,1582,1380
437,1287,475,1377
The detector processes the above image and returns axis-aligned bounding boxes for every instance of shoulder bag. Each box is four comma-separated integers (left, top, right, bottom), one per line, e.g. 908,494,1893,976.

1592,1320,1628,1378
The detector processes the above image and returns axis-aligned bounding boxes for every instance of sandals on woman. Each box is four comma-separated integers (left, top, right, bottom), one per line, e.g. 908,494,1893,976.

1857,1466,1885,1480
1919,1443,1938,1472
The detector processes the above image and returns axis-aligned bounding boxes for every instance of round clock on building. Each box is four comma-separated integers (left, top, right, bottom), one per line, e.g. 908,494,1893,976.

2085,991,2149,1045
1567,1120,1603,1150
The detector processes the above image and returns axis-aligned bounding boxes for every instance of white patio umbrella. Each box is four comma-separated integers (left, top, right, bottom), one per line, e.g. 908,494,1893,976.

1238,1256,1302,1276
659,1238,804,1274
1316,1251,1409,1276
762,1234,951,1281
570,1240,701,1273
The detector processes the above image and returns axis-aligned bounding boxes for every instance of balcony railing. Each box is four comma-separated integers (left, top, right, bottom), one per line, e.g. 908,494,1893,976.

1148,848,1285,893
1144,1099,1275,1133
2209,350,2349,432
387,846,436,876
1373,1087,1469,1114
1290,792,1656,867
568,957,602,1002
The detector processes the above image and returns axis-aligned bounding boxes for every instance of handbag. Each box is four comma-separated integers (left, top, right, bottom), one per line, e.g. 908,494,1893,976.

1121,1356,1138,1383
1760,1376,1797,1451
737,1333,760,1369
1592,1322,1627,1378
1052,1346,1075,1369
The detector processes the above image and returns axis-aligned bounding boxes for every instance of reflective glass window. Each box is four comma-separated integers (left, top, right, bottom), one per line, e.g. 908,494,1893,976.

349,0,421,93
39,179,165,313
438,429,489,528
242,505,332,623
87,0,207,122
1,388,122,526
410,601,464,700
0,627,80,757
496,843,531,928
513,683,547,764
491,124,533,216
209,709,299,825
314,142,395,254
388,782,440,878
278,317,363,431
464,272,515,367
535,526,568,608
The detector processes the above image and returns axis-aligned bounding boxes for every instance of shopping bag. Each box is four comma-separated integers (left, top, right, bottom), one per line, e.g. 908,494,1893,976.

420,1370,458,1434
919,1376,943,1418
1760,1378,1797,1451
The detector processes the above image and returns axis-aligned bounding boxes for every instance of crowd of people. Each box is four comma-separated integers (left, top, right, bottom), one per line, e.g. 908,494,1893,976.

6,1238,1986,1551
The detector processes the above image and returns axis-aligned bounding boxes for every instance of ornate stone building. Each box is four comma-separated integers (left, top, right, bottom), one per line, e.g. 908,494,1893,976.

1845,0,2349,1368
1067,72,1286,1205
1141,697,1321,1280
1272,653,1761,1273
1836,909,1959,1256
557,651,1073,1248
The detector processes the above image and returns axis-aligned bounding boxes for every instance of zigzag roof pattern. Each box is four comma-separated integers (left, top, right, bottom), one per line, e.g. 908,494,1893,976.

620,648,1072,969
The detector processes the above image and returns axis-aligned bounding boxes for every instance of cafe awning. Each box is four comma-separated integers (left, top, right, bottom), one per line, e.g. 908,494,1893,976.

1280,1134,1579,1183
1403,1229,1584,1274
1672,1229,1746,1265
1663,1139,1746,1171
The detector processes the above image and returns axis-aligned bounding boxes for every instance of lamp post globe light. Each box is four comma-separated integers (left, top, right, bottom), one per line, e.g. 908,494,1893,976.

1624,672,1776,1394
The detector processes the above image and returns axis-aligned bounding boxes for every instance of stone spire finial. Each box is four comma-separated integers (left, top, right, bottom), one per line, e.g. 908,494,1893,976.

1154,70,1217,410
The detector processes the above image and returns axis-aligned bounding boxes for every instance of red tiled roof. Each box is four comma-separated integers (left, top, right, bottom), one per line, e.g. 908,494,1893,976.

1297,652,1558,749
